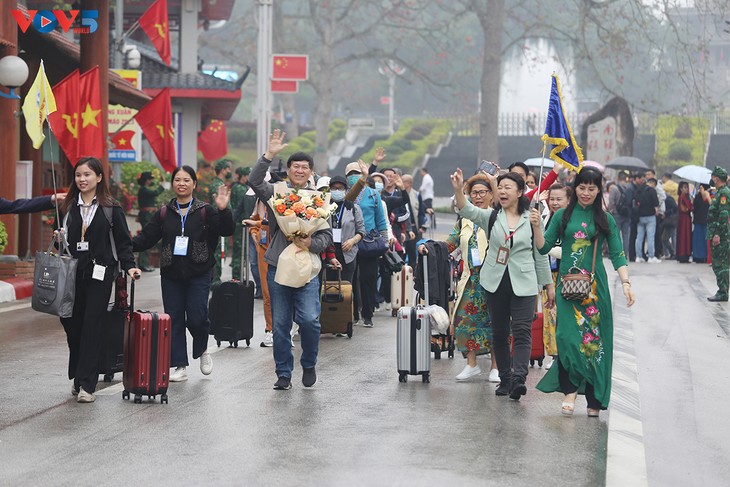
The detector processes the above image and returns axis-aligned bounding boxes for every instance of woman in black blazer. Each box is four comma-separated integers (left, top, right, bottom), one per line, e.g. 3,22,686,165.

58,157,141,404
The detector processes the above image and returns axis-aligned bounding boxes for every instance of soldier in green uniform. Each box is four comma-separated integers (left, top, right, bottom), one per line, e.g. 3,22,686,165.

707,166,730,302
230,166,251,280
210,160,233,287
137,171,164,271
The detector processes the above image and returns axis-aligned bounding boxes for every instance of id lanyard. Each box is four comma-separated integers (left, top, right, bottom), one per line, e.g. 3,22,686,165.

504,228,518,248
335,205,345,229
177,199,193,235
79,201,97,242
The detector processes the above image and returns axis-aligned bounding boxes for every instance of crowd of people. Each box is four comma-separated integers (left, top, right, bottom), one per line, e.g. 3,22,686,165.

15,135,730,409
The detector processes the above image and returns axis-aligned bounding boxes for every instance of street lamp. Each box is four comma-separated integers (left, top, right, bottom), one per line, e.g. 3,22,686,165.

378,60,406,135
0,55,29,100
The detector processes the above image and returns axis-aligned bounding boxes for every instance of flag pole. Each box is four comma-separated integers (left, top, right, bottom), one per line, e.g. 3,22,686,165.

534,142,548,208
39,60,62,235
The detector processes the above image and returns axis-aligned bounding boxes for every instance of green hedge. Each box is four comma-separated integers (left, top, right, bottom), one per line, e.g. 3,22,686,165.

359,118,452,170
655,115,709,170
277,119,347,162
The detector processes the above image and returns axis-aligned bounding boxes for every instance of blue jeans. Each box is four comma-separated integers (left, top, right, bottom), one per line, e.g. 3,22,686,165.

614,214,631,258
161,273,212,367
267,266,321,378
249,235,261,293
636,215,656,259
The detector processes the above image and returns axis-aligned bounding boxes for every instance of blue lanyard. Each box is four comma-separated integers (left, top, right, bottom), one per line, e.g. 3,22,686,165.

176,199,193,235
335,205,345,228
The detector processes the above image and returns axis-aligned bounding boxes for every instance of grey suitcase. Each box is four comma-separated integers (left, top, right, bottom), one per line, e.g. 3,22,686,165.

397,255,431,383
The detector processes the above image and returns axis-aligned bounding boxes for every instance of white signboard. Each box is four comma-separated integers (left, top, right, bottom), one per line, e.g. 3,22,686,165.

586,117,617,164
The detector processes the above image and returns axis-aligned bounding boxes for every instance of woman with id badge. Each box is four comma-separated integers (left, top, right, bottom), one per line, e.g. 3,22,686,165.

58,157,141,403
419,173,499,383
133,166,233,383
451,168,554,402
324,175,365,285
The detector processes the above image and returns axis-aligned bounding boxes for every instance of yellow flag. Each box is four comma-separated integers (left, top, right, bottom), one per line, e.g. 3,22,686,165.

22,60,57,149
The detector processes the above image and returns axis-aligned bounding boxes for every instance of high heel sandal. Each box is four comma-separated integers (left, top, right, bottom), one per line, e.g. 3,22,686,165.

561,392,577,416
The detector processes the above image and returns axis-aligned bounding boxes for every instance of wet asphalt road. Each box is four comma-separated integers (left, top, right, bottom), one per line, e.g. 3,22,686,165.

1,211,729,486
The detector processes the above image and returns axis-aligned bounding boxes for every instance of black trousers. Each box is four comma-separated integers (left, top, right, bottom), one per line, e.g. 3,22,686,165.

357,255,380,319
60,273,114,393
556,358,602,410
484,272,536,383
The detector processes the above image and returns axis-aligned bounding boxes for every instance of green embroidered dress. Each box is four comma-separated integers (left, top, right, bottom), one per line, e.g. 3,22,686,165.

535,204,627,408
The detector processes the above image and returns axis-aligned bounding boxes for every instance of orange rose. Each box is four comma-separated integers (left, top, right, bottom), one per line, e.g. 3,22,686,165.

275,203,287,214
291,201,306,214
305,207,319,219
288,193,300,202
314,197,324,207
283,209,295,216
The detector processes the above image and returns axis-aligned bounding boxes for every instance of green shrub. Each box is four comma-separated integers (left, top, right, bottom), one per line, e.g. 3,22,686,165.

668,141,692,161
393,139,415,151
404,130,424,141
0,221,7,254
386,145,404,157
674,121,693,139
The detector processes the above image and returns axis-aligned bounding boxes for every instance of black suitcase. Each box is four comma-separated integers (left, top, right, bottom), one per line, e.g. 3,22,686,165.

98,273,128,382
209,225,254,347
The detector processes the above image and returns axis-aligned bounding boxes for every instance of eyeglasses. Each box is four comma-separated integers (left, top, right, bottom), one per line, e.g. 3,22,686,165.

470,190,490,197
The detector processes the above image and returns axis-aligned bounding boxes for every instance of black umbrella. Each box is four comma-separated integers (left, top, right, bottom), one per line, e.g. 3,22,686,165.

605,156,649,171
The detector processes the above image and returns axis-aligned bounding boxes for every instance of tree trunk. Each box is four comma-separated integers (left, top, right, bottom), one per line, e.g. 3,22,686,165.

314,86,333,174
478,0,505,166
281,94,299,138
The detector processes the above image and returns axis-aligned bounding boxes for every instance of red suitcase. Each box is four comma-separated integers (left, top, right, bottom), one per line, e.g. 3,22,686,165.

122,280,171,404
529,312,545,367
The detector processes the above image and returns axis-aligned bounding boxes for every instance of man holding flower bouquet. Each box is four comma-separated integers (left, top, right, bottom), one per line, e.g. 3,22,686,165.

249,129,334,390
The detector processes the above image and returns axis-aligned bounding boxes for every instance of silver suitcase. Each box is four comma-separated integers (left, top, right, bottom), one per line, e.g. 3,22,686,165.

396,255,431,383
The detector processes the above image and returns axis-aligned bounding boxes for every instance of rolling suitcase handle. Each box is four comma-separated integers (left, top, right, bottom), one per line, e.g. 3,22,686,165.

241,224,250,283
422,253,429,306
322,265,343,302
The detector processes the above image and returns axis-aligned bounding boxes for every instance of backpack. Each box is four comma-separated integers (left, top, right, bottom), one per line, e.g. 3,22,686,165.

615,185,631,217
665,195,678,217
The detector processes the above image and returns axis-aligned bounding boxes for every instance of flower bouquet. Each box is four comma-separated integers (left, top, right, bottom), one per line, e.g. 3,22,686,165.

268,182,337,288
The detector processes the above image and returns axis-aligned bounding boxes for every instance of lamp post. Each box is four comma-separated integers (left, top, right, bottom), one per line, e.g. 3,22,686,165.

378,60,405,135
0,55,30,99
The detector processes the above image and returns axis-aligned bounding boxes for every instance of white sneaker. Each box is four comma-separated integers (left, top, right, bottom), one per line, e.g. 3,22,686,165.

170,366,188,382
634,258,646,263
647,256,662,264
77,387,95,403
260,331,273,347
456,364,482,381
200,351,213,375
384,302,391,311
488,368,500,383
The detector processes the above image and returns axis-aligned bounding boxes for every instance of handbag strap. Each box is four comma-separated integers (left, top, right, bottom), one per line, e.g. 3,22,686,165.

589,237,598,275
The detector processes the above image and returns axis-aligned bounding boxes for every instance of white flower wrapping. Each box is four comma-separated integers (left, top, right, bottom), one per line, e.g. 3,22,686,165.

268,182,337,288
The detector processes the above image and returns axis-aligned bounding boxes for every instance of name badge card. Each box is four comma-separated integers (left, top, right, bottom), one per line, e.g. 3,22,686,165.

92,264,106,281
174,236,189,256
260,230,267,245
332,228,343,243
496,246,510,265
77,241,89,252
470,247,482,267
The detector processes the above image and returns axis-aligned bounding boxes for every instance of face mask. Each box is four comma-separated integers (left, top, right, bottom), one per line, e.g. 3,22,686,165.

331,190,346,202
374,182,384,191
225,172,232,180
347,175,360,187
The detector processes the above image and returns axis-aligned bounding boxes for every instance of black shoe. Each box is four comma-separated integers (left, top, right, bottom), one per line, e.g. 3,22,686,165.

708,295,729,302
495,381,511,396
509,380,527,400
363,319,374,328
302,367,317,387
273,376,292,390
254,292,263,299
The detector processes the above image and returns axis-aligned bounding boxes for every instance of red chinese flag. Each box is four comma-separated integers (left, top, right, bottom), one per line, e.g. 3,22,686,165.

78,66,104,159
139,0,171,65
271,80,298,93
135,88,177,173
272,55,308,80
48,69,80,164
197,119,228,162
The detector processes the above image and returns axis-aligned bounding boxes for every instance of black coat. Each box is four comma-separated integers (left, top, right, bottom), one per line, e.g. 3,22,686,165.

133,198,234,280
0,196,53,214
414,240,450,309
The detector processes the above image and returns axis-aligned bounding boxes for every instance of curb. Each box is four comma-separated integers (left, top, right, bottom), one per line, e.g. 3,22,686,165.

0,278,34,303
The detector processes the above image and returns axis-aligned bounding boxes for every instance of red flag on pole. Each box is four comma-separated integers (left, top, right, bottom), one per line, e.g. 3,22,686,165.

78,66,104,159
197,119,228,162
272,54,308,80
139,0,172,65
48,69,80,164
134,88,177,173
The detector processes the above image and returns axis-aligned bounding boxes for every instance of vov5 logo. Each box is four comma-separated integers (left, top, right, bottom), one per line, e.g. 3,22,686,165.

12,10,99,35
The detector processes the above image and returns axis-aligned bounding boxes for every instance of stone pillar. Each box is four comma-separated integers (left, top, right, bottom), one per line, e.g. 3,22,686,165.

179,99,201,168
179,0,200,74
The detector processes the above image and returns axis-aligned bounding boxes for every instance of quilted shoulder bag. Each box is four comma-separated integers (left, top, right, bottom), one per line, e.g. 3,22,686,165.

560,238,598,301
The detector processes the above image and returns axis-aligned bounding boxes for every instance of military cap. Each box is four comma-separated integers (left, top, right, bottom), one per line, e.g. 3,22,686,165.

711,166,728,180
215,159,232,173
236,166,251,177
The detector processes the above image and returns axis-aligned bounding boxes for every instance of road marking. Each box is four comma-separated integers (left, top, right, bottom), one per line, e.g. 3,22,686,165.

0,302,31,314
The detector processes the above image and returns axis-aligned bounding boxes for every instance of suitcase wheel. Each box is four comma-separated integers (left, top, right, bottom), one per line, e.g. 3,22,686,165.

122,390,130,400
398,373,408,383
246,339,250,347
537,358,544,367
347,322,353,339
391,309,397,317
134,394,142,404
422,373,430,383
216,340,222,347
161,394,168,404
103,373,114,382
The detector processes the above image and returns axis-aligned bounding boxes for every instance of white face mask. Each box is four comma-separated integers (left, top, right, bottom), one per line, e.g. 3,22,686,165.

374,182,384,191
331,190,346,202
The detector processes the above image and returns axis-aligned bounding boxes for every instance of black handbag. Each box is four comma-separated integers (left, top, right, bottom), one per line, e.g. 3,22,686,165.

383,248,404,273
358,229,388,258
32,238,78,318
